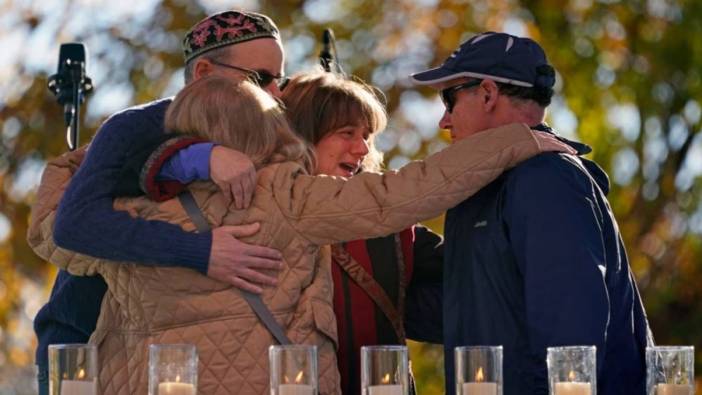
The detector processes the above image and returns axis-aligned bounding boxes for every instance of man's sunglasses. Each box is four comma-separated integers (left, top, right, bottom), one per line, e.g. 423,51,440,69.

440,79,483,113
209,59,288,89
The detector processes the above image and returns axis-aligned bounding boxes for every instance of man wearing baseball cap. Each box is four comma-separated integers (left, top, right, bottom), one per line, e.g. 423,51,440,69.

30,11,287,394
411,32,652,395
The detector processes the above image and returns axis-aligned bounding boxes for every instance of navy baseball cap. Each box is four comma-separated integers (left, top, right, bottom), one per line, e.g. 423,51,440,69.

411,31,555,89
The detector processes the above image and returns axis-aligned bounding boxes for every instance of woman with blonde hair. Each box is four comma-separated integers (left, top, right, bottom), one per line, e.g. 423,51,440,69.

34,75,571,394
143,72,447,393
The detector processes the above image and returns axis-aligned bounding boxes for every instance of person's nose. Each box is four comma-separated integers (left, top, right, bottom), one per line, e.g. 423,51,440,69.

351,136,370,157
439,110,452,130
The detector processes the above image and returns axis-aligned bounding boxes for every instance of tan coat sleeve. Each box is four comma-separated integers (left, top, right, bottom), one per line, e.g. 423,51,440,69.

273,123,543,245
26,146,103,276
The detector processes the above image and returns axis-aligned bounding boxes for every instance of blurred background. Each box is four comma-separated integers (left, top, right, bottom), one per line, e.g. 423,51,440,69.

1,0,701,393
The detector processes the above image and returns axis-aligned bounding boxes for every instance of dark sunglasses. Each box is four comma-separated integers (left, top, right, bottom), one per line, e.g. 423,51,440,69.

209,59,288,89
440,79,483,113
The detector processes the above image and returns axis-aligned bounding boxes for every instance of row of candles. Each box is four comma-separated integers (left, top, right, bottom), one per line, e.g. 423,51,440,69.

47,343,694,394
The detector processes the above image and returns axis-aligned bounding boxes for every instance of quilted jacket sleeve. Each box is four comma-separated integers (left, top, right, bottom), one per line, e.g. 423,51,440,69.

275,123,544,245
26,146,104,275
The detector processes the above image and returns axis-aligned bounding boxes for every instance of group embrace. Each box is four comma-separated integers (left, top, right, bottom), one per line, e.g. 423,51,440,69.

28,9,652,395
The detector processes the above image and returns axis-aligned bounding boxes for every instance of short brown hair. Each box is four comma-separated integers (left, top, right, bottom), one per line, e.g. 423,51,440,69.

166,76,314,172
281,72,387,172
183,45,232,84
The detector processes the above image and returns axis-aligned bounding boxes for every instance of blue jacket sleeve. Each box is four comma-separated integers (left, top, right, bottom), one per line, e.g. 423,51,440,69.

53,111,211,273
156,143,214,183
503,154,609,390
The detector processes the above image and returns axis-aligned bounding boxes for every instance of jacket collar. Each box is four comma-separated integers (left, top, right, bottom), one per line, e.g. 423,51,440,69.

531,123,592,156
531,123,611,195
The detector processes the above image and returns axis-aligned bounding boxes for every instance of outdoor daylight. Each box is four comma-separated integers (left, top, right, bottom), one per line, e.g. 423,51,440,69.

1,0,701,394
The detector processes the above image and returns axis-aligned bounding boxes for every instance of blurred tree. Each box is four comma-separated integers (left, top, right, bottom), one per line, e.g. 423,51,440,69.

1,0,700,393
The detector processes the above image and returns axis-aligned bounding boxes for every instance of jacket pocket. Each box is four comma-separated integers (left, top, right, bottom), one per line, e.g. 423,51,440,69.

311,298,339,350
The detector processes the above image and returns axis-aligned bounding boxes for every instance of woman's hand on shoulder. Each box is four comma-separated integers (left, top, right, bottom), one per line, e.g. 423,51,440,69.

210,146,257,209
531,131,577,155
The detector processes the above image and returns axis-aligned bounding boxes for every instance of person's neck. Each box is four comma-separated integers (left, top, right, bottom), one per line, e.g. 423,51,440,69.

494,102,545,128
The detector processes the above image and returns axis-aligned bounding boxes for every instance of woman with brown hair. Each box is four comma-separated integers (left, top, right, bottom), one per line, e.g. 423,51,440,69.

34,75,571,394
280,72,443,394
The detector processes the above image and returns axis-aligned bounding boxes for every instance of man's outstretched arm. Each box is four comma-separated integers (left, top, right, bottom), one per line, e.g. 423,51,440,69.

49,105,281,292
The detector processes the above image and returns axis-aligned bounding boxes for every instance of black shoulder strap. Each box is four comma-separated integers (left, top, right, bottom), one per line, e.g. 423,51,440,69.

177,191,291,345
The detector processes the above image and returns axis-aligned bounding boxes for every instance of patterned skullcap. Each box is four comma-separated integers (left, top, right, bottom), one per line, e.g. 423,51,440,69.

182,10,280,63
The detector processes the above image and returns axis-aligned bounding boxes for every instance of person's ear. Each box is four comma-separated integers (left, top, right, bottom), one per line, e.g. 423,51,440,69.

193,58,214,81
480,80,499,111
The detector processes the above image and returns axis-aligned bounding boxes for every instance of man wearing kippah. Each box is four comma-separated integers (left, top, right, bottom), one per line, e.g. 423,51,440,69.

31,11,288,394
411,32,652,395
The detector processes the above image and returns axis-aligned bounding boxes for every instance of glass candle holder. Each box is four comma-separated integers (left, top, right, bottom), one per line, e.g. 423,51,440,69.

455,346,502,395
547,346,596,395
361,345,409,395
646,346,694,395
148,344,198,395
48,344,98,395
269,345,318,395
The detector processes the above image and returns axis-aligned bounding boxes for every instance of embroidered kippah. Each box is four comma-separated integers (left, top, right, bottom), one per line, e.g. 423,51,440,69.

183,10,280,63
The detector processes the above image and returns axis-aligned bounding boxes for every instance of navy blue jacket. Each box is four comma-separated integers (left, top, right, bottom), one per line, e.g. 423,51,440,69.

442,127,652,395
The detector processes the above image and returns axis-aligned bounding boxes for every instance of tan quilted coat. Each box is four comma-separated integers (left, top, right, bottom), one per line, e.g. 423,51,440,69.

28,123,543,395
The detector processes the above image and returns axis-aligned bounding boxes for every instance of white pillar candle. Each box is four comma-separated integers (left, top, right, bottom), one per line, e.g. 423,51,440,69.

554,382,591,395
278,384,315,395
462,381,497,395
656,384,694,395
158,382,196,395
368,384,403,395
60,379,97,395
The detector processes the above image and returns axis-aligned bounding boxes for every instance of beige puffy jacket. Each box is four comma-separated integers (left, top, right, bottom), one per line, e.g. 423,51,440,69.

28,124,543,394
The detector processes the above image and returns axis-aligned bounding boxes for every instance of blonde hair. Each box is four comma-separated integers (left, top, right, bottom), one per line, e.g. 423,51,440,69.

165,76,314,172
281,72,387,172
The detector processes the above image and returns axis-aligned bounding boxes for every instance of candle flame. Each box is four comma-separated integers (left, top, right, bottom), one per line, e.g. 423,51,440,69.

568,370,576,381
382,373,391,384
176,375,181,383
77,369,85,379
295,371,304,383
475,367,485,382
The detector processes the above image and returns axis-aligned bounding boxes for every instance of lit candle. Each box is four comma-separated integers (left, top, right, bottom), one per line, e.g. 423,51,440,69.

367,384,402,395
278,384,315,395
278,371,314,395
554,382,591,395
60,380,97,395
462,382,497,395
554,370,591,395
367,373,402,395
157,382,196,395
461,367,497,395
60,369,97,395
656,384,694,395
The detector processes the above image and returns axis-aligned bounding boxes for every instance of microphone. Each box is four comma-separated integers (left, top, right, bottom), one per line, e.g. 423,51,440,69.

319,29,344,75
319,29,334,73
48,43,93,151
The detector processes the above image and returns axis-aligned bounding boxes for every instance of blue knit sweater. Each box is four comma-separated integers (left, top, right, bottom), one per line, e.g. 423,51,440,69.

34,98,211,369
